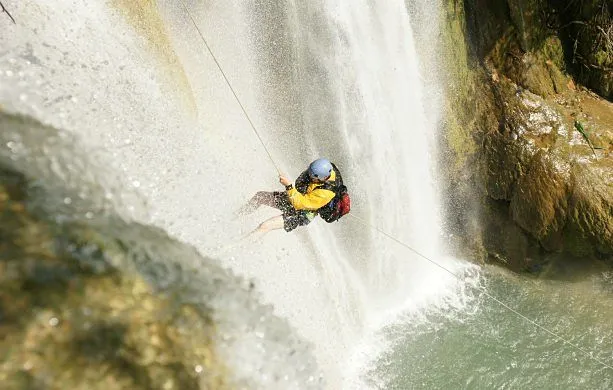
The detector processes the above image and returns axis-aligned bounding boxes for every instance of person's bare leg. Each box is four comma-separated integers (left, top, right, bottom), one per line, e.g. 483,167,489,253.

251,215,284,236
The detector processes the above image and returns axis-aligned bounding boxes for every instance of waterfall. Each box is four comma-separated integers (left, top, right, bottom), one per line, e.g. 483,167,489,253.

166,0,470,385
2,0,473,388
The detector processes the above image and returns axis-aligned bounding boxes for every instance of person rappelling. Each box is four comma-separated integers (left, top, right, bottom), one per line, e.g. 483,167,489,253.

238,158,351,234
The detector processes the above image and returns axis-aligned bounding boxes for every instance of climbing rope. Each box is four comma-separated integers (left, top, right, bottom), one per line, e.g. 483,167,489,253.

178,0,281,176
178,1,613,372
350,213,613,371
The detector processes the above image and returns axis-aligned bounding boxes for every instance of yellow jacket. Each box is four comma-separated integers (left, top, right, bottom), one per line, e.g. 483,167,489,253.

287,171,336,211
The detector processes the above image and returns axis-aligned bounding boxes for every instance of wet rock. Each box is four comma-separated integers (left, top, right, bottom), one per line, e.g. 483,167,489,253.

481,81,564,203
480,198,542,271
566,162,613,257
0,167,228,390
550,0,613,100
510,150,571,245
441,0,612,273
482,79,612,265
465,0,611,100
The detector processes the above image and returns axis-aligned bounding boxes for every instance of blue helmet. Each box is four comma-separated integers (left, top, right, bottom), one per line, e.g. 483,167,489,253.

308,158,333,180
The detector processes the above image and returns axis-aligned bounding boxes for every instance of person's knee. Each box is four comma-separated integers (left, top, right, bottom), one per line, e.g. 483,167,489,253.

258,216,284,232
257,221,270,232
256,225,265,233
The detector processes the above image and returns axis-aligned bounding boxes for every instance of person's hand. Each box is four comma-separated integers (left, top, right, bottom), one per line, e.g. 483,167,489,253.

279,175,292,187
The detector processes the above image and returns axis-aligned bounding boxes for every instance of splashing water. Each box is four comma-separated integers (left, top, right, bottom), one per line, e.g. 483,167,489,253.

0,0,488,388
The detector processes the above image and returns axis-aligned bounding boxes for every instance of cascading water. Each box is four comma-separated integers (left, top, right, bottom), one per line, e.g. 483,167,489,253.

159,0,476,387
2,0,472,386
219,0,478,381
1,0,472,387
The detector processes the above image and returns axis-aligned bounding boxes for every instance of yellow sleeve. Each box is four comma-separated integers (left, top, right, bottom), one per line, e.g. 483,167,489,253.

287,187,335,211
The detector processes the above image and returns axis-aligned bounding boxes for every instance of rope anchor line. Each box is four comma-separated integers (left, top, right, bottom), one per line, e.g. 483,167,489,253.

178,1,613,372
0,1,16,24
178,0,281,176
349,214,613,371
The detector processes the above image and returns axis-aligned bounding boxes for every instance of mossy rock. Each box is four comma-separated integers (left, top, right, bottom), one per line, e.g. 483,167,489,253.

510,150,570,242
0,167,228,390
550,0,613,100
491,38,569,97
480,197,543,271
564,162,613,256
478,76,612,266
442,0,613,274
481,80,561,199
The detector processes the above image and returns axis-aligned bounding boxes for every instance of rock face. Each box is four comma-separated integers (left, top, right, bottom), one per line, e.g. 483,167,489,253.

464,0,612,100
482,80,612,266
0,166,227,390
551,0,613,100
439,0,613,272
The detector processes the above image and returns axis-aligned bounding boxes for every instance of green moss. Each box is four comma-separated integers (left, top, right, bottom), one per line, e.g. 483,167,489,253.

444,107,477,167
538,36,565,69
440,0,486,167
439,0,613,275
550,0,613,99
594,50,611,67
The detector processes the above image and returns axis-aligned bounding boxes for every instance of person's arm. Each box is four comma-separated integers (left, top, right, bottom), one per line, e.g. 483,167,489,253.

279,174,334,210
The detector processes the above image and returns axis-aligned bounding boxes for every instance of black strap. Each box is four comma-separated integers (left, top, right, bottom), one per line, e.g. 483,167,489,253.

330,163,343,186
295,170,311,193
318,181,336,192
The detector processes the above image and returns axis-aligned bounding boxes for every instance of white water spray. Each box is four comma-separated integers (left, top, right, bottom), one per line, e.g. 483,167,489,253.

1,0,476,388
199,0,474,385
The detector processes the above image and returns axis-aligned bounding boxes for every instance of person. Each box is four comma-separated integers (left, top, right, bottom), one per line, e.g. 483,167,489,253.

238,158,341,234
